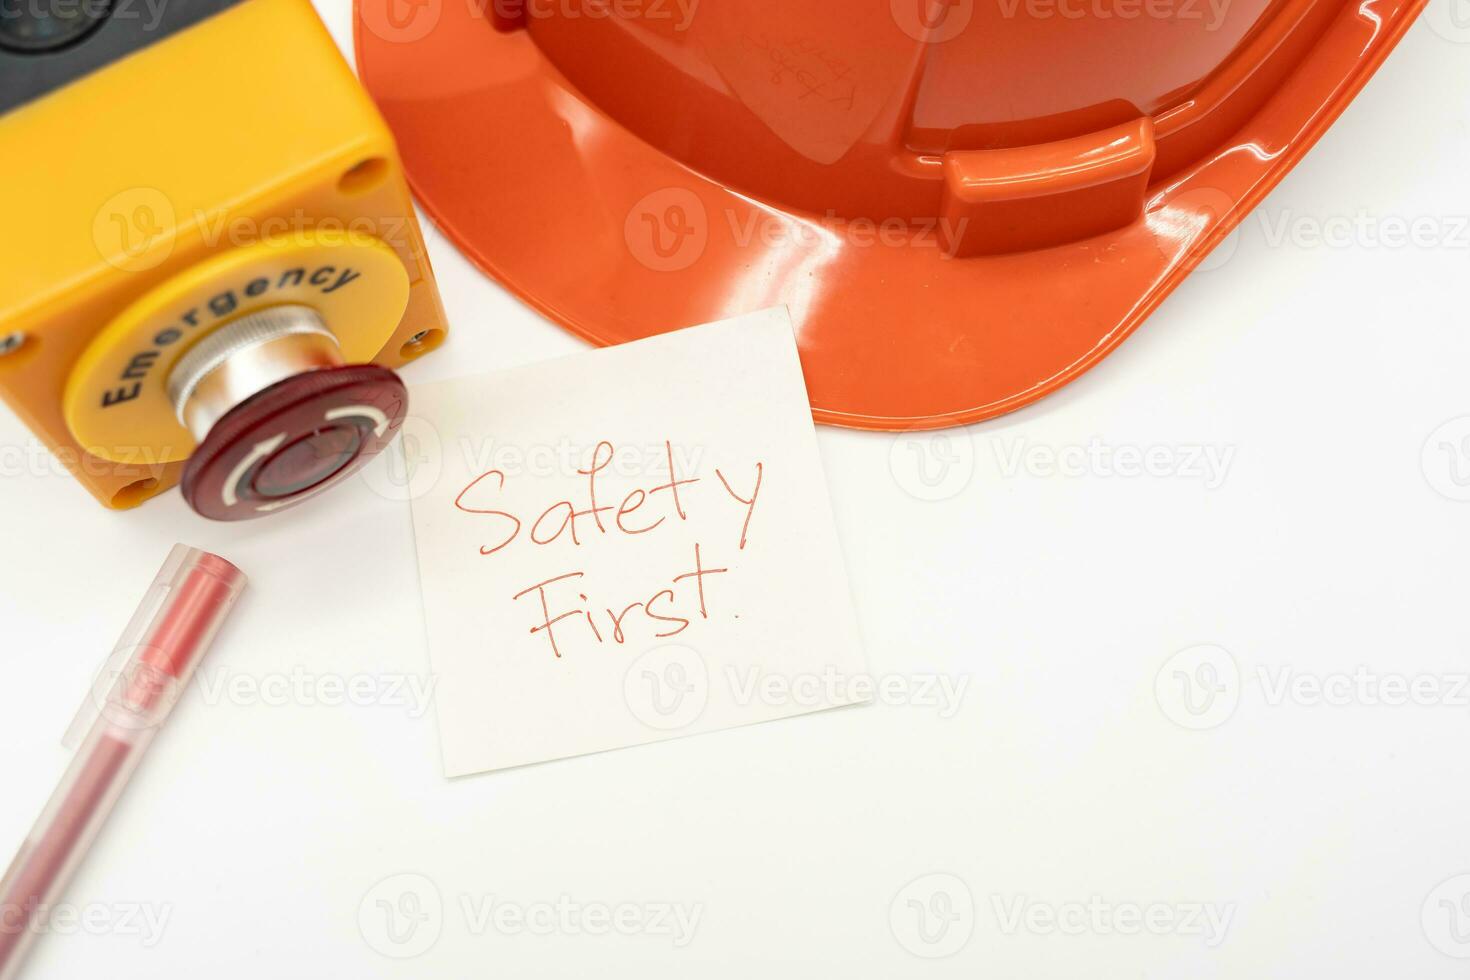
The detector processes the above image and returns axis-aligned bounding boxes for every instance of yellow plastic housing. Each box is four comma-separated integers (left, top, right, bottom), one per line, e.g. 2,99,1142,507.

0,0,447,509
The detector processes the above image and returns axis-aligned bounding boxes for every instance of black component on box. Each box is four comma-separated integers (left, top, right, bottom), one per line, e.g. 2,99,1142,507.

0,0,244,114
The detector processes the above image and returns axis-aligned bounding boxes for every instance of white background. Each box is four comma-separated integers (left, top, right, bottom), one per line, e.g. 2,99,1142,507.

3,2,1469,975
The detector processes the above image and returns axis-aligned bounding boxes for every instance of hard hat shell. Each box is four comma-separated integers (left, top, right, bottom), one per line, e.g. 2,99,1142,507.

356,0,1425,429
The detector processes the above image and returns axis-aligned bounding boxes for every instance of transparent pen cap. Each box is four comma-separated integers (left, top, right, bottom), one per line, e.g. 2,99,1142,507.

64,544,247,748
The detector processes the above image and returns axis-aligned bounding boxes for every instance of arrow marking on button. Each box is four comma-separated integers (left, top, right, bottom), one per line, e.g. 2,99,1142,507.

326,404,390,437
222,432,286,508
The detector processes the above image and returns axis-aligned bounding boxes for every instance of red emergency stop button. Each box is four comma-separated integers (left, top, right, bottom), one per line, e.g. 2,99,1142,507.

180,364,407,521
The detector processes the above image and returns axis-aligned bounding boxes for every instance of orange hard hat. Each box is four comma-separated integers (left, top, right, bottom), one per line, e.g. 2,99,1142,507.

355,0,1424,429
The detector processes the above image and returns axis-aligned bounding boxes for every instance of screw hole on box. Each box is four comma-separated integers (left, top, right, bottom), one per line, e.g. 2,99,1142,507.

338,157,390,195
111,477,161,509
399,328,445,360
0,331,32,363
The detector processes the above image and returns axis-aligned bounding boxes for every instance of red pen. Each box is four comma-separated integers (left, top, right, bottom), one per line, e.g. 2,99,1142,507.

0,545,246,980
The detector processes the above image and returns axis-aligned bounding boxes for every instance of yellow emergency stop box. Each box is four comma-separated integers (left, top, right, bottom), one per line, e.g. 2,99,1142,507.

0,0,446,511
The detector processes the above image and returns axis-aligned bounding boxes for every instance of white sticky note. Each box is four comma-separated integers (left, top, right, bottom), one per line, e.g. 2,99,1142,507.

406,308,869,775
